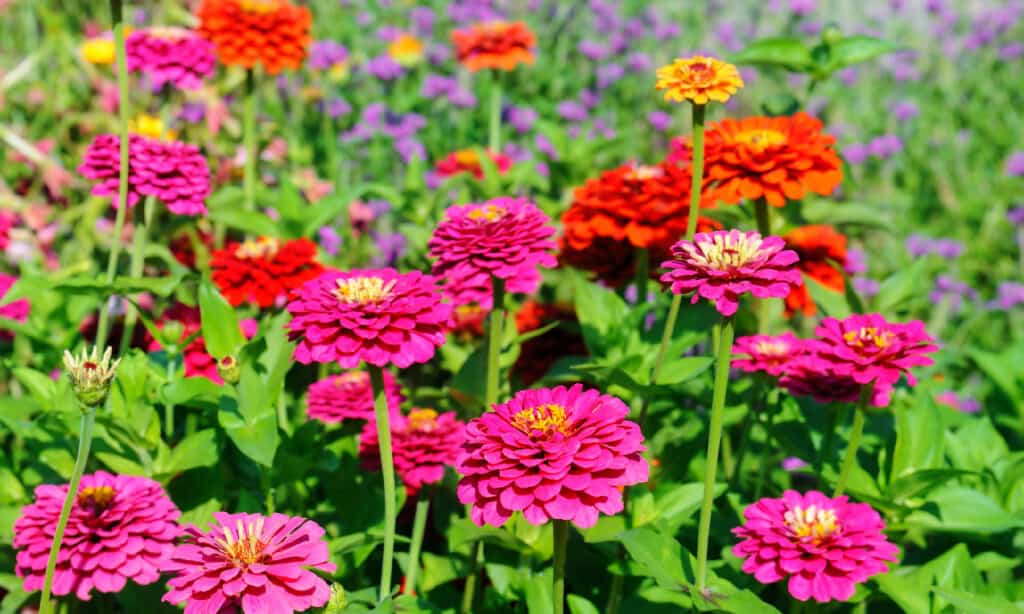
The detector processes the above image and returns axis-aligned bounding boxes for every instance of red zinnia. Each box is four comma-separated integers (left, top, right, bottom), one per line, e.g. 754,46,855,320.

451,21,536,72
210,237,323,308
196,0,312,75
783,225,848,317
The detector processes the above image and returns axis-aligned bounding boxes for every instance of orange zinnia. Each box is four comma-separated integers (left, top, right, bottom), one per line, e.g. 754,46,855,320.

671,112,843,208
451,21,535,72
782,225,848,317
559,161,720,287
196,0,311,75
655,55,743,104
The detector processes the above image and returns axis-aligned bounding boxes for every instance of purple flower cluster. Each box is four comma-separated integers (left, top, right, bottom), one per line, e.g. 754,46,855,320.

843,135,902,164
307,40,349,71
988,282,1024,311
421,74,477,108
342,104,426,163
929,275,977,312
905,234,965,259
1005,151,1024,177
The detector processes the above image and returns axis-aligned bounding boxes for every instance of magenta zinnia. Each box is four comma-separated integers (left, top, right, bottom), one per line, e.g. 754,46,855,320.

163,512,335,613
660,230,802,316
428,197,557,299
779,354,892,407
457,384,648,529
733,490,899,603
733,332,805,376
306,369,403,424
126,27,216,91
360,408,466,493
14,471,181,600
287,268,451,368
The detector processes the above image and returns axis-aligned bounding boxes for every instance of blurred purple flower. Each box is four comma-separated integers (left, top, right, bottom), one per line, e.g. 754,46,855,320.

179,102,205,124
933,239,964,259
797,21,823,35
326,97,352,118
844,248,867,275
318,226,341,256
843,143,869,165
557,101,588,122
890,100,919,121
422,74,455,98
427,44,451,65
654,22,680,40
837,67,859,86
905,234,930,258
999,41,1024,60
370,231,407,267
535,133,558,159
627,52,653,72
1007,206,1024,226
365,55,404,81
308,40,349,70
597,63,624,89
410,6,435,35
1005,151,1024,177
869,135,903,159
578,40,609,61
936,391,981,413
852,277,880,297
580,89,600,108
781,457,808,472
449,88,477,108
508,106,538,133
989,282,1024,310
648,111,672,132
623,18,646,40
376,26,402,42
395,137,425,163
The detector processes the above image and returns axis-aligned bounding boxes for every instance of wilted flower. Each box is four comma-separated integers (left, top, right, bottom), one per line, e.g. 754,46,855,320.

210,237,323,308
655,55,744,104
306,369,403,424
64,345,120,406
360,408,465,493
196,0,312,75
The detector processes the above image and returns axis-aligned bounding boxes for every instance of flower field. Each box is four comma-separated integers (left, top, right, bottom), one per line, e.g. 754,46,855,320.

1,0,1023,612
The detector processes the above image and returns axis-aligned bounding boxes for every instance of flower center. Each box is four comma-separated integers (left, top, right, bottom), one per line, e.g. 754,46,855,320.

784,505,841,542
735,129,787,149
691,232,766,271
334,371,367,388
510,403,570,435
408,408,439,432
686,61,714,84
454,149,481,166
78,485,116,512
234,237,280,260
467,204,507,222
333,276,395,304
625,164,664,181
148,26,188,40
843,327,893,349
239,0,282,14
754,340,790,357
217,518,267,567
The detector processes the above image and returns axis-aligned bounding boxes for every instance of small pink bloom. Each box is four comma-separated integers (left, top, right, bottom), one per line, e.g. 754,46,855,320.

0,273,29,325
733,332,804,376
162,512,336,613
306,369,404,424
779,354,892,407
457,384,648,529
360,408,465,493
126,27,215,91
14,472,181,600
733,490,899,603
660,230,802,316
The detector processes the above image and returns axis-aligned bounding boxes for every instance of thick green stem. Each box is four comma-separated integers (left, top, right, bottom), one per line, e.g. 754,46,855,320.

695,318,735,593
488,73,502,153
552,519,569,614
164,354,176,437
834,386,872,497
404,492,430,595
119,196,155,356
753,199,771,236
243,68,258,214
485,277,506,410
685,104,706,239
38,408,96,614
461,541,484,613
369,365,397,602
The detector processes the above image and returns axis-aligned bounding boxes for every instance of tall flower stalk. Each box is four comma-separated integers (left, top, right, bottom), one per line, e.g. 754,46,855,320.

552,519,569,614
834,385,872,496
489,74,502,153
403,491,431,595
243,68,258,215
368,365,397,601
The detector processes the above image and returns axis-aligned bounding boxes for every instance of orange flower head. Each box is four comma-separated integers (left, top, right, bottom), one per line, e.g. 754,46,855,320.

655,55,744,105
451,21,536,72
196,0,312,75
782,225,848,317
672,112,843,208
387,33,425,66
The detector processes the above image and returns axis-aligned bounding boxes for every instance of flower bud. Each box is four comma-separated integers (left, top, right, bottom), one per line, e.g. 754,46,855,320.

323,584,348,614
63,346,120,408
160,320,186,348
217,355,241,385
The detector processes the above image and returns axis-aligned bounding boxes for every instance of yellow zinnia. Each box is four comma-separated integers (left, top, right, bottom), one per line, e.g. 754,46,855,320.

655,56,744,105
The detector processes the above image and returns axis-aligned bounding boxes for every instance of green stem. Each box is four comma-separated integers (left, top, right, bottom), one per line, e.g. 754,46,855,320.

834,386,872,497
754,410,775,500
243,68,258,215
695,318,735,593
685,104,706,240
484,277,506,410
404,492,430,595
552,519,569,614
488,72,502,153
164,354,175,438
753,198,771,236
633,247,649,305
276,393,289,433
815,406,845,481
606,574,624,614
94,1,131,350
369,366,397,602
38,407,96,614
636,294,680,430
461,542,484,614
119,196,155,356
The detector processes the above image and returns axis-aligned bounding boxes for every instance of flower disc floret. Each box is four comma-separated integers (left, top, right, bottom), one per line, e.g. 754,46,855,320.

655,55,744,104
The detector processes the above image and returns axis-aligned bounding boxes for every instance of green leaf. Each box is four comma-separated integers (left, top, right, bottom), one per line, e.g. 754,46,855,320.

933,588,1021,614
821,36,902,74
574,276,629,354
155,429,219,477
523,569,553,614
12,368,56,409
906,486,1024,534
968,348,1022,403
887,468,974,501
52,273,189,298
217,366,279,466
890,399,944,479
874,257,929,314
618,527,689,589
732,37,815,71
656,357,714,386
198,281,244,359
805,276,851,318
207,207,280,237
567,595,600,614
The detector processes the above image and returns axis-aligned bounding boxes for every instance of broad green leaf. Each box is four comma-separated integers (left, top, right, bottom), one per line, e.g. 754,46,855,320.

198,280,244,359
891,399,944,479
207,207,279,237
732,37,814,71
12,368,55,409
567,595,600,614
218,407,279,467
523,569,554,614
156,429,219,477
906,486,1024,534
805,276,851,318
574,276,629,353
933,588,1020,614
656,356,714,386
887,468,974,501
822,36,902,74
874,257,929,314
968,348,1022,403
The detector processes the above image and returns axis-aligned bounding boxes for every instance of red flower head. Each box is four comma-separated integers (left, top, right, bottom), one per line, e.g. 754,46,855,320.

733,332,805,377
451,21,536,72
196,0,312,75
783,225,848,317
457,384,648,528
434,148,513,180
360,408,466,494
305,369,403,424
210,237,323,308
671,112,843,208
733,490,899,602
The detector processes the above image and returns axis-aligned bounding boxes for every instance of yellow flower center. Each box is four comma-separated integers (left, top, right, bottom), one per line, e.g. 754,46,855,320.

688,232,766,271
510,404,570,435
467,204,507,222
843,327,893,349
77,485,116,511
239,0,282,14
735,129,787,150
334,371,368,387
130,114,177,141
784,505,841,542
456,304,484,318
81,38,116,65
148,26,188,40
234,237,280,260
216,518,267,567
387,34,425,65
754,340,790,357
454,149,480,166
333,276,395,304
408,408,439,432
684,60,715,84
625,164,664,181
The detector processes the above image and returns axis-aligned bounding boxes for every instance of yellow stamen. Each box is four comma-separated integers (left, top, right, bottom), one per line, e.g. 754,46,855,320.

454,149,480,166
77,485,116,510
387,33,425,66
735,128,787,149
234,237,280,260
333,276,395,304
685,232,767,271
843,327,893,349
239,0,282,13
216,517,267,566
510,404,570,435
467,204,507,222
784,505,840,542
408,408,439,432
754,340,790,357
334,371,368,387
625,164,664,181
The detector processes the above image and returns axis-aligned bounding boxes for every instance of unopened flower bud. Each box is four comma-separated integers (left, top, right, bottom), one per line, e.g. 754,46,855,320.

323,584,348,614
160,320,185,348
217,355,241,385
63,346,120,408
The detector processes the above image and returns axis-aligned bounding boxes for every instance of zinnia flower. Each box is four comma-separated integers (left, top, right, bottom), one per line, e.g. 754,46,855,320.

196,0,311,75
671,112,842,207
78,134,211,216
287,268,451,368
733,490,899,602
0,273,30,337
559,161,721,286
359,408,465,493
783,225,848,317
451,21,536,72
655,55,744,104
305,369,403,424
733,332,804,376
457,384,649,528
210,237,323,308
428,197,557,299
659,230,802,317
779,354,892,407
387,33,425,66
14,471,181,600
81,37,116,65
163,512,335,613
126,27,216,91
434,148,512,180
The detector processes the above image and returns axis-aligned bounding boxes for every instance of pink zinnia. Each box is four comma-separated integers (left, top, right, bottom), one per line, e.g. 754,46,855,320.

428,197,557,299
14,471,181,600
360,408,466,493
126,27,216,91
733,332,804,376
78,134,211,216
457,384,648,529
287,268,451,368
306,369,404,424
660,230,802,316
808,313,937,388
1,273,30,332
163,512,335,613
779,354,892,407
733,490,899,603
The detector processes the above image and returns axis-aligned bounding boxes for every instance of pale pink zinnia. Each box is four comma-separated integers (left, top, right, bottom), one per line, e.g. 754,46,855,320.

733,332,804,376
14,471,181,600
428,197,557,300
126,27,216,91
808,313,937,388
360,408,466,493
733,490,899,603
779,354,892,407
660,230,802,316
287,268,451,368
306,369,404,424
78,133,211,216
457,384,648,529
163,512,335,613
